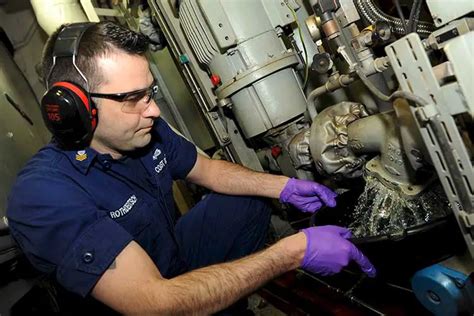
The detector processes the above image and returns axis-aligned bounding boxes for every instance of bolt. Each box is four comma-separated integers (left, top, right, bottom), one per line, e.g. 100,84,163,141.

427,290,441,303
454,279,464,288
222,136,230,142
410,149,424,162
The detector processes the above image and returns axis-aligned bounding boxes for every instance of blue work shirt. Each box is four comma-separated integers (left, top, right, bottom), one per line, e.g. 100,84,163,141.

7,117,197,297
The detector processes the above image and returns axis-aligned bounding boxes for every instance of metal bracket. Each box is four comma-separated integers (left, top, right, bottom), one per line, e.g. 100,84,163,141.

386,33,474,258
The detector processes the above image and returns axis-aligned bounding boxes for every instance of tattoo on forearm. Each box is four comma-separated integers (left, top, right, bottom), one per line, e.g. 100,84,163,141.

108,259,117,270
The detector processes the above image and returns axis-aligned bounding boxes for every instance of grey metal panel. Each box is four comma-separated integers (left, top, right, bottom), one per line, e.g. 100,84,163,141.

443,32,474,115
261,0,296,28
218,0,274,43
426,0,474,27
198,0,237,49
180,0,219,65
0,42,50,217
230,68,306,138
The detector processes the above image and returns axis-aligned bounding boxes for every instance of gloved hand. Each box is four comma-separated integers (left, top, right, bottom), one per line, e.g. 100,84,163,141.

301,225,376,277
280,178,337,213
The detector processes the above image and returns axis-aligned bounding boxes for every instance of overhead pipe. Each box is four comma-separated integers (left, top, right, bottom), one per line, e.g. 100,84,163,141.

30,0,88,35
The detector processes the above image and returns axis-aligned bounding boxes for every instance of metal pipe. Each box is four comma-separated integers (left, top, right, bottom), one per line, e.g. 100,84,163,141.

348,111,418,184
30,0,88,35
307,73,355,119
347,111,392,155
307,56,391,119
355,66,429,106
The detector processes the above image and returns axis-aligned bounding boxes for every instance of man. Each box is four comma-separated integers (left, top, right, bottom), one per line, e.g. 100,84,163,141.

7,21,375,314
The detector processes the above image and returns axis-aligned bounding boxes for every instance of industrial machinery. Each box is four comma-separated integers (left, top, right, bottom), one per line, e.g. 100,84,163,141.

0,0,473,314
127,1,474,314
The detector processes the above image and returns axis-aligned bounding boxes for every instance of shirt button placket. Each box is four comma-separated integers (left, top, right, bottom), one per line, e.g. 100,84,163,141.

103,160,111,169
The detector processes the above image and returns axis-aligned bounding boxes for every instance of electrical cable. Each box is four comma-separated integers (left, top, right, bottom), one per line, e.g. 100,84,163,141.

285,0,309,88
408,0,422,33
411,0,424,33
393,0,407,34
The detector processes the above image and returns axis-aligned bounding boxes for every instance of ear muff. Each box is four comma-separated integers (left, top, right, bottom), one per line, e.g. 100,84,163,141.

42,22,96,147
40,81,97,146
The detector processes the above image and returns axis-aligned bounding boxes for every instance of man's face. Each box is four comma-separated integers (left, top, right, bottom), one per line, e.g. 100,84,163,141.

90,50,160,158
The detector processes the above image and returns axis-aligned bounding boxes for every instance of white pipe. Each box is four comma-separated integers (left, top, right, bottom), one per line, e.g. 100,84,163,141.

30,0,88,35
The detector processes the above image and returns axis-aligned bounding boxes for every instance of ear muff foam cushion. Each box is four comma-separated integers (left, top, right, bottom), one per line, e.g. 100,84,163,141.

40,82,96,146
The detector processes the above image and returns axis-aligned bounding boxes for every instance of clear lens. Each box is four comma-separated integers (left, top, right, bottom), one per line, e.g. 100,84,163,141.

121,84,158,113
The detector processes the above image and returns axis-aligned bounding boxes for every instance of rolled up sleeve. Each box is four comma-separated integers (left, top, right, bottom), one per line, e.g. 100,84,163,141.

57,216,132,296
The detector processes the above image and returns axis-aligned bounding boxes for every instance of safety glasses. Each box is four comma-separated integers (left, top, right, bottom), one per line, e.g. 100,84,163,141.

90,81,159,113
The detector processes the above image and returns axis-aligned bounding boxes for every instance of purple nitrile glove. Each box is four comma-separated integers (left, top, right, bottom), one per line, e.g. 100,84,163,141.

300,225,376,277
280,178,337,213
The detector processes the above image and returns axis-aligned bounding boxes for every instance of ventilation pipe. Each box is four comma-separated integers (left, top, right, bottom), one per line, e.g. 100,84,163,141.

30,0,88,35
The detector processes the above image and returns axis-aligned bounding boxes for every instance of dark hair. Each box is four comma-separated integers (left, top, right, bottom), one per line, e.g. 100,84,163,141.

41,21,150,91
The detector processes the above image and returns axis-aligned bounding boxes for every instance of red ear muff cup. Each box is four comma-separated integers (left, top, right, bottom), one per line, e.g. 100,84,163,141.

40,82,96,146
53,82,98,130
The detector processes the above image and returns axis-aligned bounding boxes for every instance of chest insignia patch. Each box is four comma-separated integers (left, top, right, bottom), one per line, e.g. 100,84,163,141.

154,156,167,174
152,148,162,160
110,195,138,219
75,150,87,161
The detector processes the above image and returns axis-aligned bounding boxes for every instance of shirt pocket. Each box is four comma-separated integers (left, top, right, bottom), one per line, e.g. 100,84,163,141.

105,196,151,236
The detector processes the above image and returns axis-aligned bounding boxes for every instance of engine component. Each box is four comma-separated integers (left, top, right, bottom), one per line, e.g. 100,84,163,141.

305,14,322,42
425,18,474,50
287,128,312,170
353,21,391,49
178,0,307,138
311,52,332,74
347,111,420,193
310,98,430,196
412,264,474,315
309,101,369,178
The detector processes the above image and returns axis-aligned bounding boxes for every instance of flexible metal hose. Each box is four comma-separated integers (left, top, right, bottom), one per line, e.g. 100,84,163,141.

355,0,435,36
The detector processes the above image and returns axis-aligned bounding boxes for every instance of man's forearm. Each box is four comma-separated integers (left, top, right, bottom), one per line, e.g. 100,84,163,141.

151,233,305,315
202,158,289,199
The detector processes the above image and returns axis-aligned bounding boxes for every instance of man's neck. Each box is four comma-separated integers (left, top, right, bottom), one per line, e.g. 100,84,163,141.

90,139,123,160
